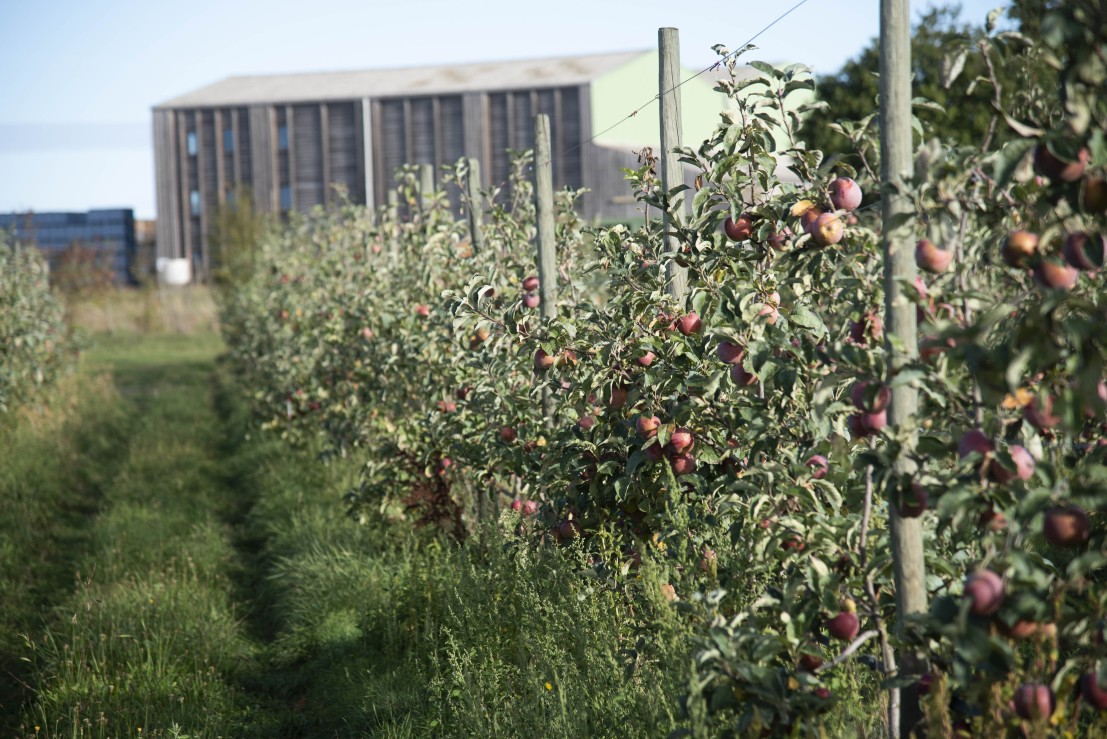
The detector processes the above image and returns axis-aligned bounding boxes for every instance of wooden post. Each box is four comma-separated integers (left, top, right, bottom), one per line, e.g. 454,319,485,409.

658,27,687,304
465,157,485,253
534,114,558,428
419,162,435,215
386,189,400,265
881,0,925,736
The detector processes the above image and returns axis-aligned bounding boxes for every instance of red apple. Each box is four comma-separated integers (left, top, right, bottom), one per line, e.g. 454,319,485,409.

860,410,887,433
1084,178,1107,213
829,177,863,211
827,611,860,641
805,454,829,480
637,351,656,367
768,226,792,251
669,428,694,453
678,313,702,336
1013,682,1055,721
1063,232,1106,272
1034,144,1089,183
964,570,1004,616
851,380,891,413
724,213,755,241
455,386,471,400
645,442,666,463
716,341,745,364
1003,231,1039,268
522,292,540,308
415,304,430,317
534,348,555,371
636,415,661,438
436,457,453,475
799,653,824,673
1002,620,1040,640
436,400,456,413
670,452,696,476
522,275,539,291
511,498,523,511
812,212,844,246
1043,506,1090,547
850,312,883,345
730,362,757,386
609,385,629,409
578,415,595,430
1025,395,1060,431
916,239,953,273
958,429,995,459
360,326,374,339
979,507,1008,532
800,206,824,235
522,500,538,516
557,519,580,541
896,483,928,518
500,426,516,442
557,349,577,367
1033,260,1079,291
1080,672,1107,710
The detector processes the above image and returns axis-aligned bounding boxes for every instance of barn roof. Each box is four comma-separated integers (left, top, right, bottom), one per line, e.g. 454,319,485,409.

155,50,649,109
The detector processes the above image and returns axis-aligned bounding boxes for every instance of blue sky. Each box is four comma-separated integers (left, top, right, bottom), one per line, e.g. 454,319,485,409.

0,0,1011,219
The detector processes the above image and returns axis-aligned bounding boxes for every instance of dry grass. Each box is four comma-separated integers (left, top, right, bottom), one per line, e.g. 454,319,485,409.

65,285,219,335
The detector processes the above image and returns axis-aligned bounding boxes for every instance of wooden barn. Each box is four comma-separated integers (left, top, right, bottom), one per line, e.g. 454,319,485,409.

152,50,733,276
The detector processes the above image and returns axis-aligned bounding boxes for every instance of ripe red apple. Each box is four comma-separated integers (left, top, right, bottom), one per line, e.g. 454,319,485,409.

500,426,516,442
851,380,891,413
916,239,953,273
1013,682,1055,721
958,429,994,460
758,292,780,325
724,213,755,241
557,349,577,367
522,275,539,291
1043,506,1090,547
800,206,824,235
964,570,1004,616
511,498,523,511
1003,231,1039,268
799,653,824,673
991,444,1035,483
669,428,694,453
829,177,863,211
1034,144,1089,183
847,414,869,439
436,457,453,475
896,483,928,518
609,385,629,409
415,304,430,317
812,212,844,246
534,348,555,371
1080,672,1107,710
645,442,666,463
850,312,883,345
678,313,703,336
781,535,805,552
730,362,757,386
806,454,829,479
1084,177,1107,213
670,452,696,476
636,415,661,438
1033,260,1079,291
522,500,538,516
360,326,375,339
637,351,656,367
827,611,860,641
768,226,792,251
522,292,540,308
1063,231,1106,272
578,415,595,430
716,341,745,364
436,400,457,413
860,410,887,433
1025,394,1060,431
1002,620,1040,640
557,519,580,541
979,507,1008,532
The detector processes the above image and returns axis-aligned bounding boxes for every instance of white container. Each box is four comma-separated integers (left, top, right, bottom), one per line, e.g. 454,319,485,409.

162,258,192,285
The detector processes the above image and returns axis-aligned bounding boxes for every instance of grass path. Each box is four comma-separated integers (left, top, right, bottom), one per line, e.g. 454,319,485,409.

3,334,282,738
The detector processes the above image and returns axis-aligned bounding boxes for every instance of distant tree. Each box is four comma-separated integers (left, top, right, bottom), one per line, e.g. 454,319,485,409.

208,186,268,294
800,2,1058,167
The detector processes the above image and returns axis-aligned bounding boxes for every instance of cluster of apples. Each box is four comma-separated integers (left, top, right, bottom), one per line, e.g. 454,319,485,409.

721,177,863,250
520,274,540,309
635,415,697,476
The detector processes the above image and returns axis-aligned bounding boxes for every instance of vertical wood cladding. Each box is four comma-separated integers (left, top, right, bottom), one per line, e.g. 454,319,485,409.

159,84,592,268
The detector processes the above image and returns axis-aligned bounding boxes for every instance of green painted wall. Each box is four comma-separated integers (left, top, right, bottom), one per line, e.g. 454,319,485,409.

590,51,730,149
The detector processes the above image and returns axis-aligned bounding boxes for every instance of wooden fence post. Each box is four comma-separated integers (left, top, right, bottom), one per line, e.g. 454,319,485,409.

419,163,435,215
881,0,926,736
659,27,688,304
534,114,558,428
386,189,400,265
466,157,485,254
